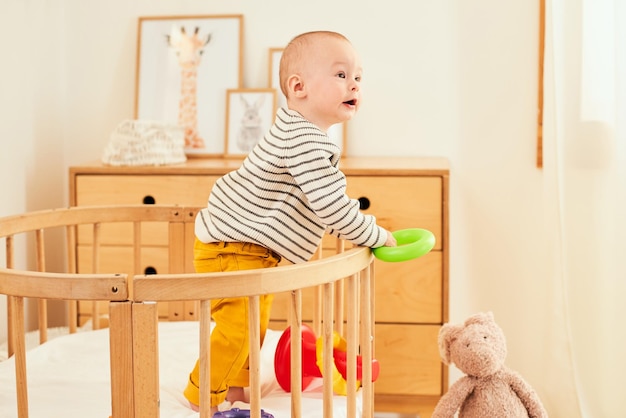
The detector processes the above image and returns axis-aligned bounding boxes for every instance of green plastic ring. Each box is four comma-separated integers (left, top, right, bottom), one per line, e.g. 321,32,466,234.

372,228,436,263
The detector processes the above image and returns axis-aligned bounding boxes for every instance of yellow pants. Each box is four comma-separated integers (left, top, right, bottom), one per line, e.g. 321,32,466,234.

183,240,280,408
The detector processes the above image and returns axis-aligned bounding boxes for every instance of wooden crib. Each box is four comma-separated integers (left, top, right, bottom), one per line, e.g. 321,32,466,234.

0,205,377,418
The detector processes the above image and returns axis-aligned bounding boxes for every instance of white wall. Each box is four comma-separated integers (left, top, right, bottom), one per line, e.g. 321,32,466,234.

1,0,551,410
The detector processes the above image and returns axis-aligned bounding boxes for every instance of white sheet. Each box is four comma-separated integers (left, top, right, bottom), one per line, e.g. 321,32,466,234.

0,322,362,418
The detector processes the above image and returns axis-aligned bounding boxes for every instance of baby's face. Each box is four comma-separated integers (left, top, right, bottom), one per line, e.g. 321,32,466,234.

301,38,363,131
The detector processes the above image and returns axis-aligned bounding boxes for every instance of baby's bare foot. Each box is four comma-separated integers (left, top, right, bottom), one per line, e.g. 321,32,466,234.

226,386,246,403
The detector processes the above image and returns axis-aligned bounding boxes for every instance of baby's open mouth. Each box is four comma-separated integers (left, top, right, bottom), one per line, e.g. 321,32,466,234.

343,99,356,106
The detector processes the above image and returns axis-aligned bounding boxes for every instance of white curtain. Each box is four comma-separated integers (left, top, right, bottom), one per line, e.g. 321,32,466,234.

543,0,626,416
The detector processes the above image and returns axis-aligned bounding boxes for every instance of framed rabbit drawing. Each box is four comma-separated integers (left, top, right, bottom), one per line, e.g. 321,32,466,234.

224,88,277,157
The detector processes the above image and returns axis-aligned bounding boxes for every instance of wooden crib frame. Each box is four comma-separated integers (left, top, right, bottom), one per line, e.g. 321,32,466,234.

0,205,377,418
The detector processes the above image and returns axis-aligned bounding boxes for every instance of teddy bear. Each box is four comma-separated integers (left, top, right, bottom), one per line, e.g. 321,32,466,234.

432,312,548,418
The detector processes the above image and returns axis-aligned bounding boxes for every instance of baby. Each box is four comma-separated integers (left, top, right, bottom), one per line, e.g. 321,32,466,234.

184,30,396,416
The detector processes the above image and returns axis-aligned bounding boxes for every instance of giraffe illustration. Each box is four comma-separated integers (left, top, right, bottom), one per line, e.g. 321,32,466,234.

167,26,211,149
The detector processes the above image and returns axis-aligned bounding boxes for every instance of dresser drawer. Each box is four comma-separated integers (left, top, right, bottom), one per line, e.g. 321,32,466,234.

375,251,442,323
374,324,442,396
75,218,196,250
74,174,208,246
75,174,218,206
77,245,172,276
346,176,443,250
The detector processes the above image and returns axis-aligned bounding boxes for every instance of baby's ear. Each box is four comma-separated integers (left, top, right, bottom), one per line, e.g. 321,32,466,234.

438,323,460,365
287,74,306,98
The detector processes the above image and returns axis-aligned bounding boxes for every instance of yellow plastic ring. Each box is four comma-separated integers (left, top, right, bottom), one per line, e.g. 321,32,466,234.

315,333,360,396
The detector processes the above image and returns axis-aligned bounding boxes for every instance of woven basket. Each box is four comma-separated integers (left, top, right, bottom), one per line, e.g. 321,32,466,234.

102,120,187,166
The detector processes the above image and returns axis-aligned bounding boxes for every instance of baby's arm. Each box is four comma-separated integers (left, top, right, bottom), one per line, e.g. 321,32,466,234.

383,229,397,247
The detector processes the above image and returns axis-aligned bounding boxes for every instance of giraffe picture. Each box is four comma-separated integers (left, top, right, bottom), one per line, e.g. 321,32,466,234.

135,15,243,156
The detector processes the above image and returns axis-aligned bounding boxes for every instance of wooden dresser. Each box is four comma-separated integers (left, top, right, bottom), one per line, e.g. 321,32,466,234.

69,156,449,417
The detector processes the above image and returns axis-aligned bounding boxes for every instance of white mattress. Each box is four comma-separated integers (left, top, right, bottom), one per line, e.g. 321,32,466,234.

0,321,362,418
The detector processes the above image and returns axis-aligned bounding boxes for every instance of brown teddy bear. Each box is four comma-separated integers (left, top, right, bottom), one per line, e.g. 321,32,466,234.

432,312,548,418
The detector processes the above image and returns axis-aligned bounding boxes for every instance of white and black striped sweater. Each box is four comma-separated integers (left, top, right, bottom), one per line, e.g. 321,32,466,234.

195,108,387,264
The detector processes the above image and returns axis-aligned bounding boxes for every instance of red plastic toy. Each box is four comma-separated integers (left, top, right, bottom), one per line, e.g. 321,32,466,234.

273,324,380,394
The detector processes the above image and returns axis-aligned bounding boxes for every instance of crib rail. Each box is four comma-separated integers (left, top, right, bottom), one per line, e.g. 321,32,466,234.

1,205,199,341
1,273,128,418
129,245,376,418
0,205,191,417
1,205,377,418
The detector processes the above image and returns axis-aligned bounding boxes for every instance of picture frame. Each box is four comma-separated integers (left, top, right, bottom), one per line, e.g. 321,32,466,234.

267,47,348,156
134,15,244,157
268,47,287,109
224,88,277,158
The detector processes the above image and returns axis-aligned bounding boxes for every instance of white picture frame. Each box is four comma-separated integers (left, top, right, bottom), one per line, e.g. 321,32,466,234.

135,15,244,157
224,88,277,158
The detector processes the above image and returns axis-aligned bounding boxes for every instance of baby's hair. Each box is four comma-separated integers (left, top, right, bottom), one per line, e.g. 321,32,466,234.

279,31,350,98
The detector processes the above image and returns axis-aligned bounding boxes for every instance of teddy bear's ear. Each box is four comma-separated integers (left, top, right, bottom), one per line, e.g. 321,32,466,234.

437,323,460,365
465,311,494,326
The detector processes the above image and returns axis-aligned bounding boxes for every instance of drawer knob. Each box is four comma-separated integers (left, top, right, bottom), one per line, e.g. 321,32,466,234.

358,197,370,210
144,266,157,275
143,195,156,204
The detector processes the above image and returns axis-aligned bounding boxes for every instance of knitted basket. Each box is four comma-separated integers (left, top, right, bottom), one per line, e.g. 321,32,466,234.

102,120,187,166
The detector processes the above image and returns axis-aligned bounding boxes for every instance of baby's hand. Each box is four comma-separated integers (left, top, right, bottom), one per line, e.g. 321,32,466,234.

384,230,397,247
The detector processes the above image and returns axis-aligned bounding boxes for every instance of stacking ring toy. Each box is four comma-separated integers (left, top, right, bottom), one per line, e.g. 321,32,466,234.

274,324,380,395
213,408,274,418
372,228,436,262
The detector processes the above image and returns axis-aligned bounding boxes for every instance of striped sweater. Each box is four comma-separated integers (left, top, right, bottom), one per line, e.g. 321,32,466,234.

195,108,387,264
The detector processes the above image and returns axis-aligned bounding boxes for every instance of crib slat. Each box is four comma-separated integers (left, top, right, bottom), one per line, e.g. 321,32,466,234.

167,212,198,321
335,238,345,336
9,295,28,418
132,302,159,417
66,225,78,334
360,265,374,418
6,234,15,358
289,289,303,417
35,229,48,344
5,235,14,268
249,295,262,418
168,221,186,321
199,299,211,418
109,301,135,417
313,246,323,335
322,282,334,418
91,223,101,329
346,273,358,418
